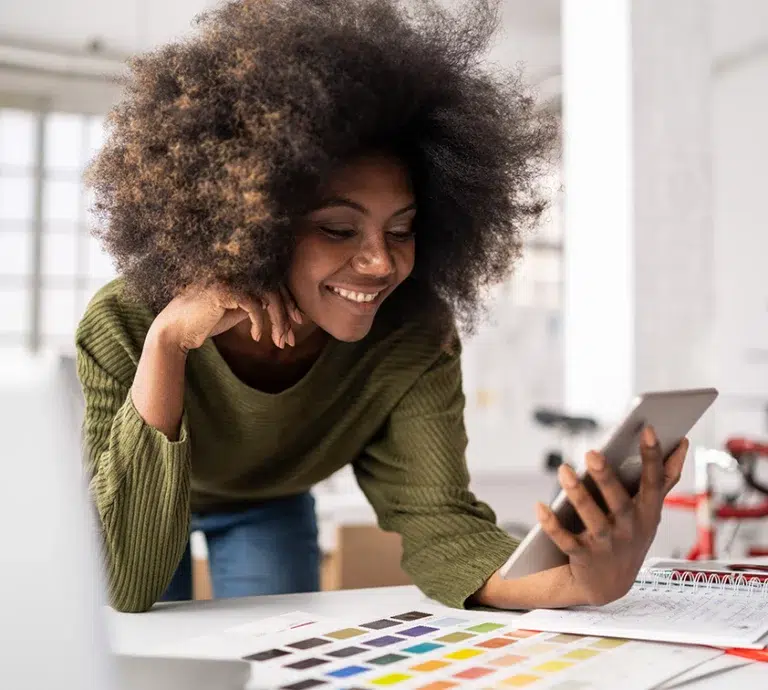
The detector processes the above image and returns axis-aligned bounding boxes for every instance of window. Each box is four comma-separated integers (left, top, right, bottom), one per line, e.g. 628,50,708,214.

0,106,116,352
510,175,564,310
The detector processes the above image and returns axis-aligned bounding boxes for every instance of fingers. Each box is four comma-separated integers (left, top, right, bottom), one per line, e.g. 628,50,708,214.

662,438,689,494
280,285,303,325
558,464,611,539
238,295,266,342
205,283,301,348
263,292,294,348
638,426,665,504
586,451,634,519
536,503,582,556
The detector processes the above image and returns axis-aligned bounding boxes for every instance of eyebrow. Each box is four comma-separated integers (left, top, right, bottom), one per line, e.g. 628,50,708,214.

315,197,417,217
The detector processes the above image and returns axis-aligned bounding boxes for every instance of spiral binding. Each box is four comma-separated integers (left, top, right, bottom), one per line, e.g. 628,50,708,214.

634,568,768,597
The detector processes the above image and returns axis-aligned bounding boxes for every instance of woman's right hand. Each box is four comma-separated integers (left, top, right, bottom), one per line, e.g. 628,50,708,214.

152,283,303,353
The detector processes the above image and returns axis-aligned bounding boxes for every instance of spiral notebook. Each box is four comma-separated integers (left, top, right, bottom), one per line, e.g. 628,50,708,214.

517,566,768,649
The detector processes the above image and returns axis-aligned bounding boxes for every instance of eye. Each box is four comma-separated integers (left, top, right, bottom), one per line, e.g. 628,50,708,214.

319,226,356,240
387,226,415,242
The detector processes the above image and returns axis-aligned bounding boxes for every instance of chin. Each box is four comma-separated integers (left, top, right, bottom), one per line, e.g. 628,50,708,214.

325,323,374,343
312,314,375,343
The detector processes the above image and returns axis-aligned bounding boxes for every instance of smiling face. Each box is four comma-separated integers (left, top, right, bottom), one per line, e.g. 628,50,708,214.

287,153,417,342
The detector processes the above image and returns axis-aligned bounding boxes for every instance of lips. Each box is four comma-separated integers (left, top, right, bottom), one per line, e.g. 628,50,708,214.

328,286,381,303
325,284,389,313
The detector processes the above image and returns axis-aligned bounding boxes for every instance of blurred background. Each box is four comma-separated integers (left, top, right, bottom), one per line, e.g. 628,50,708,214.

0,0,767,592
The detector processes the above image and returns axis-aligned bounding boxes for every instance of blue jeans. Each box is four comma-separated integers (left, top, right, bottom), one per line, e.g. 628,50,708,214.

161,492,320,601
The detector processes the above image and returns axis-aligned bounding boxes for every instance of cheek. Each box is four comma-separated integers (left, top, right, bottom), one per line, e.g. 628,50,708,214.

396,241,416,279
287,236,342,300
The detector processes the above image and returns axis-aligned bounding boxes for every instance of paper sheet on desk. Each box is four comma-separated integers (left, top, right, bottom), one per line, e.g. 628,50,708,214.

151,611,348,661
657,656,753,689
658,630,768,689
516,586,768,649
148,607,724,690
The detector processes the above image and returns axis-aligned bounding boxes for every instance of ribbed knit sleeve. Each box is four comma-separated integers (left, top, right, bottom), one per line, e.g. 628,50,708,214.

353,345,519,609
76,302,191,613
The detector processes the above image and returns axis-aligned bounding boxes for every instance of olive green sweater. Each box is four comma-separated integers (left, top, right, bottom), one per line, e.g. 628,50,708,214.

76,279,518,613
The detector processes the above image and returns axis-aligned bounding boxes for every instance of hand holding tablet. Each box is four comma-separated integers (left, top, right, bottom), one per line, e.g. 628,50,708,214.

498,388,718,604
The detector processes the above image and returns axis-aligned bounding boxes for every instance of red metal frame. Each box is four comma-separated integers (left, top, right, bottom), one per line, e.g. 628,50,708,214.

663,438,768,561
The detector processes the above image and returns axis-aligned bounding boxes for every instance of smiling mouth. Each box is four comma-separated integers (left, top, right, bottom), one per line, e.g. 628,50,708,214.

327,286,383,304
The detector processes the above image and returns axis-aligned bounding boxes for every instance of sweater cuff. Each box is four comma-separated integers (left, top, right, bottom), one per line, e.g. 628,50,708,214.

124,392,190,448
422,531,519,610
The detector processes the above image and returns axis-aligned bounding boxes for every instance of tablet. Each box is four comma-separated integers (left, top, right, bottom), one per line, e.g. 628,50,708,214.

499,387,719,581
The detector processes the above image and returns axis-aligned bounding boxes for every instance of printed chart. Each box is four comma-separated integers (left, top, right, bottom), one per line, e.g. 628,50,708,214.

166,609,721,690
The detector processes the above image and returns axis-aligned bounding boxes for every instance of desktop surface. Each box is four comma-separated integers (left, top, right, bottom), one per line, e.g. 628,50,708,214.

107,586,765,688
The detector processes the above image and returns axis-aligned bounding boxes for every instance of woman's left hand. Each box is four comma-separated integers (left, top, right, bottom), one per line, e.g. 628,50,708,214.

536,426,689,606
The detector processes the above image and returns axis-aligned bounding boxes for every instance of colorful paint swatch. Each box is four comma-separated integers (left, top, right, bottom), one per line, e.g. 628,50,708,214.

429,617,469,627
490,654,527,667
288,638,331,650
516,643,558,656
466,622,506,634
403,642,443,654
410,660,450,672
476,637,516,649
453,666,494,680
326,628,367,640
499,674,541,687
591,638,628,650
243,648,291,662
435,632,475,643
326,665,369,679
327,646,366,658
361,619,401,630
533,661,575,673
563,648,601,661
369,654,409,666
549,634,586,644
504,630,540,639
281,680,327,690
285,658,330,671
444,648,484,661
391,611,432,621
417,683,458,690
365,636,403,648
371,672,412,685
400,626,438,637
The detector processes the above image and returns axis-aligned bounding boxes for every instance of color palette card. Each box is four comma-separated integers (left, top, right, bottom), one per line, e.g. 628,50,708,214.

230,609,722,690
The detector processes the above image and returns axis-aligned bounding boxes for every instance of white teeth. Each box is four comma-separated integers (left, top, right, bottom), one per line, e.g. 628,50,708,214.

330,287,380,303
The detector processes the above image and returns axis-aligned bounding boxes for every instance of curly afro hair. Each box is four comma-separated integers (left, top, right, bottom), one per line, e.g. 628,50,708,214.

85,0,556,330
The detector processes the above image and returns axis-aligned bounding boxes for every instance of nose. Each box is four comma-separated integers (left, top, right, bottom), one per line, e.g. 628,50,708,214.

352,234,396,279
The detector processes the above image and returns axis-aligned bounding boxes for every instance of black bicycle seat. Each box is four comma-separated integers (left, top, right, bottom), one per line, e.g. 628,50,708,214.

533,408,598,434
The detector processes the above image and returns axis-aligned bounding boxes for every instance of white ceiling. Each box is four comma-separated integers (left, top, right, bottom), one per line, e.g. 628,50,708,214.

0,0,561,70
0,0,766,92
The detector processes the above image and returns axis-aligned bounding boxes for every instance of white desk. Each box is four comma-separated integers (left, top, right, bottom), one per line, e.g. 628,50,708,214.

108,586,441,657
108,586,765,688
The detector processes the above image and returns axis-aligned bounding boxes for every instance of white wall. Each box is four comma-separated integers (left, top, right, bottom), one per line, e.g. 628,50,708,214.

710,0,768,444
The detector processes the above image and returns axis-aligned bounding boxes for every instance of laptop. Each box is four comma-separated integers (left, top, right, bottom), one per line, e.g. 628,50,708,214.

0,354,113,689
0,354,251,690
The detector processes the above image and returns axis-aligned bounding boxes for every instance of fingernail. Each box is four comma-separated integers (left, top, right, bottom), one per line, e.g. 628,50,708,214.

293,310,303,324
588,452,605,470
643,426,657,447
286,330,295,347
560,464,578,488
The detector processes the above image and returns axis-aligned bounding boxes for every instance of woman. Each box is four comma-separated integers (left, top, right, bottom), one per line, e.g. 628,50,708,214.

78,0,687,614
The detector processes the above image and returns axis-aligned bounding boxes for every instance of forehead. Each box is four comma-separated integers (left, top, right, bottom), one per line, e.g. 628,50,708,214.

321,153,414,203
